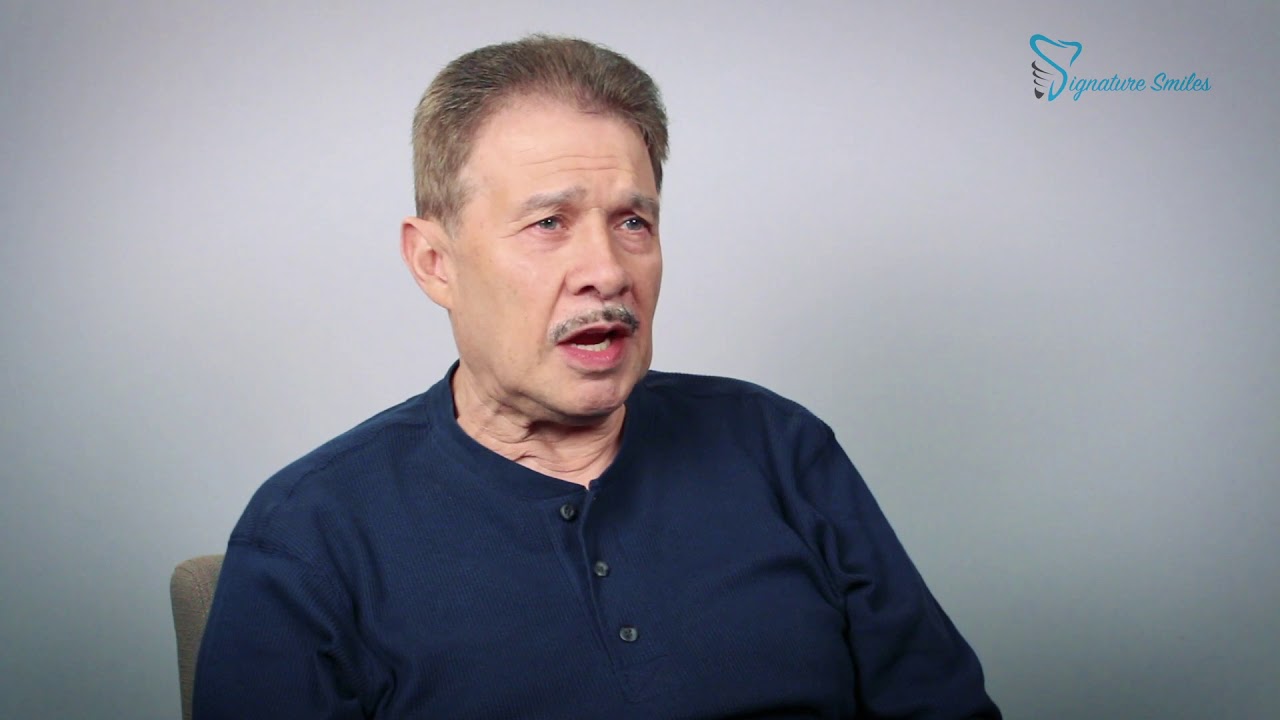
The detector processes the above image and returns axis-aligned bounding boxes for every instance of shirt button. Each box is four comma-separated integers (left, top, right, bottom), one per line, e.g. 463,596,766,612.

558,503,578,521
593,560,610,577
618,625,639,643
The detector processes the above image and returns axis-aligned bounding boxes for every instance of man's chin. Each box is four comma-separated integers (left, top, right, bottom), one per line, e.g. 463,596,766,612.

550,375,638,424
556,391,627,424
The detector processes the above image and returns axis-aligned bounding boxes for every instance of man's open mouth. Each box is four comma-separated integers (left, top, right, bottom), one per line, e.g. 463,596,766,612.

559,325,629,352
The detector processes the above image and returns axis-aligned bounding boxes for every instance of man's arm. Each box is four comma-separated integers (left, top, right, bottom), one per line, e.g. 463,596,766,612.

797,429,1001,719
193,541,374,719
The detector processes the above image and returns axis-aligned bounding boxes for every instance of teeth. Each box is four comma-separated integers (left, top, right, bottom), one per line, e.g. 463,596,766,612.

572,337,612,352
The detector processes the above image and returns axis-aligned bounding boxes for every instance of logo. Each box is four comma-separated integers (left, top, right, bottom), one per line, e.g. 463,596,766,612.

1030,34,1211,102
1031,35,1082,101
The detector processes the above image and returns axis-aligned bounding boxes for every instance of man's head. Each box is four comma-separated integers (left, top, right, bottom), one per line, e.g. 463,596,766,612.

411,35,669,232
401,36,668,428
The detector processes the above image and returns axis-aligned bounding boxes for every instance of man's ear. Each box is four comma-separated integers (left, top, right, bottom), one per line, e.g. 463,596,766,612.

401,216,454,309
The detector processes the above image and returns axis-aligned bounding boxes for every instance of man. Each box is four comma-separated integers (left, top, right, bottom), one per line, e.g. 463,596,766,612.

194,35,1000,719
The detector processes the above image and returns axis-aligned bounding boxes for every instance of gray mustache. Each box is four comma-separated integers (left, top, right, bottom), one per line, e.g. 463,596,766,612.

549,305,640,343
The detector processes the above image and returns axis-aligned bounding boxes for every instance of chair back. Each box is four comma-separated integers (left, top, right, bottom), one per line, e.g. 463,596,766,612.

170,554,224,720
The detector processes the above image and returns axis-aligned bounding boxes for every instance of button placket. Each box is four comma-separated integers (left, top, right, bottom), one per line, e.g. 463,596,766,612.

539,491,603,661
568,487,658,698
550,490,621,658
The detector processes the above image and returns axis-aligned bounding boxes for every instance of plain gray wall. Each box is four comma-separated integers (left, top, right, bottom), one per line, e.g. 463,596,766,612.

2,1,1276,718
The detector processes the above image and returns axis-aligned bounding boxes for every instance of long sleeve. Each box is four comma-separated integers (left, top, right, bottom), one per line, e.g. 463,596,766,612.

192,540,375,719
796,429,1001,719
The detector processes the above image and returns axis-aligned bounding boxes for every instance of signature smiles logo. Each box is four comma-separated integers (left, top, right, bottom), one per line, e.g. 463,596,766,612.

1031,35,1082,101
1030,33,1212,102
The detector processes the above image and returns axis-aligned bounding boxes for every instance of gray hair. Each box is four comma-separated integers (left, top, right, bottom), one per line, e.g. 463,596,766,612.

411,35,669,230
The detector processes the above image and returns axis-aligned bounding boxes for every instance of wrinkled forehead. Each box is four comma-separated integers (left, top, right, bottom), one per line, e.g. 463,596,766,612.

459,96,657,204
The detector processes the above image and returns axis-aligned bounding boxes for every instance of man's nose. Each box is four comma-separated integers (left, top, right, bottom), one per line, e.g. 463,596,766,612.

569,218,630,300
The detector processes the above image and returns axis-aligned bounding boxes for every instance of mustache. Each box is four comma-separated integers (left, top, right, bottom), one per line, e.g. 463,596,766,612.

549,305,640,343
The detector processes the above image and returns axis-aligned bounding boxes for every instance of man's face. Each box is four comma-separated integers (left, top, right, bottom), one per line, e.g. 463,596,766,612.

439,97,662,424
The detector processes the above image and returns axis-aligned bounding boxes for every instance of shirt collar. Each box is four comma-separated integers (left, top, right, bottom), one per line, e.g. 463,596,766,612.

425,361,652,500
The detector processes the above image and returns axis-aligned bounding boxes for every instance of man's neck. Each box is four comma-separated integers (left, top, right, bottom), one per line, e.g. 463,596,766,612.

451,366,625,487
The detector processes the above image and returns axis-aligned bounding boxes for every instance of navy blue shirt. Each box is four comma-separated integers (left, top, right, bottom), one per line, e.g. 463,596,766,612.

194,367,999,719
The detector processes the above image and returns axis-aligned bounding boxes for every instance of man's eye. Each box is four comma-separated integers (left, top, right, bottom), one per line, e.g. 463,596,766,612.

620,217,651,232
534,217,562,231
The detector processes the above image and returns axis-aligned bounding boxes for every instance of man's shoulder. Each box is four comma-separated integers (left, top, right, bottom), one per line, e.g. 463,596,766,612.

636,370,842,492
638,369,829,435
230,390,438,552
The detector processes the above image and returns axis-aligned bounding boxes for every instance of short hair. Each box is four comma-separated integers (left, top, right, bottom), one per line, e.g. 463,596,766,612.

411,35,669,229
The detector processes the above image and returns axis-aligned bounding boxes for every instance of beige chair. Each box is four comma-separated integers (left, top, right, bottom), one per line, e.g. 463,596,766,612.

170,554,224,720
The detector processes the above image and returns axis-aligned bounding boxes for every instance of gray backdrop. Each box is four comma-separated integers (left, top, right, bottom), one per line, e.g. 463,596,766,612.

2,1,1276,718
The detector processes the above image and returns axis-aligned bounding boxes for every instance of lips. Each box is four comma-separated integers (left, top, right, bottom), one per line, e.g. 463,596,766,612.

556,321,633,370
558,323,632,350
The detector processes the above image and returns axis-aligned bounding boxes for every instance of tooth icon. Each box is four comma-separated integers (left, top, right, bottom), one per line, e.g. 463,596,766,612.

1030,34,1082,101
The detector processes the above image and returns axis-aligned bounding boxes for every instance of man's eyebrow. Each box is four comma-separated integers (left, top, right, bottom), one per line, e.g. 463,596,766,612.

628,192,660,221
512,187,660,221
514,187,587,218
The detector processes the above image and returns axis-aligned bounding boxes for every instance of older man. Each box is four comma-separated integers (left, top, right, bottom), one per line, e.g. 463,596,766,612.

194,36,1000,719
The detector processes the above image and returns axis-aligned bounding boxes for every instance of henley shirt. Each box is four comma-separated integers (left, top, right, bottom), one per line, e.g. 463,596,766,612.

194,365,1000,719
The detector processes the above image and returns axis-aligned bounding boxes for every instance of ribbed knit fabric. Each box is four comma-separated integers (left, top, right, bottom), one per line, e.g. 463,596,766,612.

193,364,1000,719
